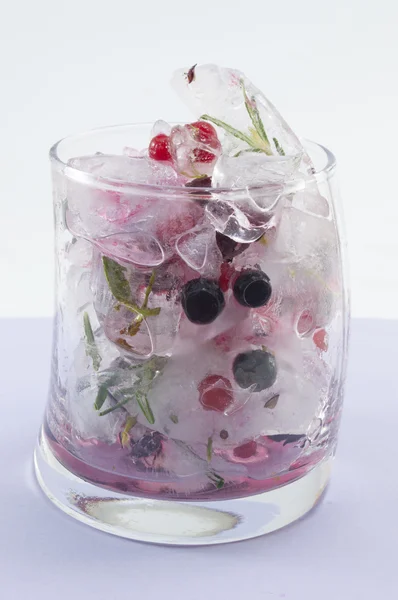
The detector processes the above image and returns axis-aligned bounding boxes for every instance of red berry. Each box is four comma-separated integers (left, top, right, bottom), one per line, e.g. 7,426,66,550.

198,375,234,413
149,134,171,161
233,440,258,459
219,262,235,292
189,121,219,147
192,148,216,163
313,328,328,352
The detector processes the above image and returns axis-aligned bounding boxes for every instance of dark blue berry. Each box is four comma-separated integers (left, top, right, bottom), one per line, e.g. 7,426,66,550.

216,232,249,261
233,349,277,392
131,432,162,458
181,278,225,325
233,270,272,308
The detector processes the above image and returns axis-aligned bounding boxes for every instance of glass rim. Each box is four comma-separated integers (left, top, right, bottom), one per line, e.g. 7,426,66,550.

49,123,336,199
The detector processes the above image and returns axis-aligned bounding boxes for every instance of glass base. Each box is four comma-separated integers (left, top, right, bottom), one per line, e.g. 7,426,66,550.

34,431,332,546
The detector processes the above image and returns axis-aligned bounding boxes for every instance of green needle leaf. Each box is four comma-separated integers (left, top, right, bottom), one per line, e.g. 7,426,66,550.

136,390,155,424
273,137,285,156
99,391,132,416
208,471,225,489
200,114,258,149
83,312,101,371
94,385,108,410
102,256,131,303
207,436,213,462
241,81,271,153
170,414,179,424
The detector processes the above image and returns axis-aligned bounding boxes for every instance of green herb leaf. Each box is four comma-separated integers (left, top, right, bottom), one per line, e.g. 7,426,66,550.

83,312,101,371
99,390,132,416
208,471,225,489
136,390,155,424
103,256,159,318
264,393,279,409
102,256,131,304
120,415,137,447
241,81,271,154
273,137,285,156
206,436,213,462
200,114,257,149
94,385,109,410
170,414,179,424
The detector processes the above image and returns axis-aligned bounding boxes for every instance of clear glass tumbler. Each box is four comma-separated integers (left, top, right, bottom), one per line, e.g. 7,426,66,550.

34,124,350,545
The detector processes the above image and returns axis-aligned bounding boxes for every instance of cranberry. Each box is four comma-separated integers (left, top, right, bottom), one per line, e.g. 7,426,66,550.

233,440,258,459
198,374,234,412
149,134,171,161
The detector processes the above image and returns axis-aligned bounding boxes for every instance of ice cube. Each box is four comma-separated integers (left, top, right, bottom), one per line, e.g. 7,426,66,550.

169,124,221,178
94,257,183,359
93,231,164,267
175,224,222,278
171,63,311,175
151,119,172,137
66,154,184,239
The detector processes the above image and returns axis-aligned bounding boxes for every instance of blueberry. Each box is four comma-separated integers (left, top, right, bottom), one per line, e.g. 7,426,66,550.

233,349,277,392
181,278,225,325
131,432,162,458
216,232,249,261
233,270,272,308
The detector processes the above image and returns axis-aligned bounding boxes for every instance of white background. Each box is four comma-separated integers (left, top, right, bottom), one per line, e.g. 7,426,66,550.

1,1,397,318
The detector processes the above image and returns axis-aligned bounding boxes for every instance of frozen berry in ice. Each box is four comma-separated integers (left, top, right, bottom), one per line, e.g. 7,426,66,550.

185,176,212,188
233,349,277,392
313,328,328,352
198,375,234,412
181,278,225,325
188,121,220,148
233,440,258,459
219,262,235,292
148,134,172,161
233,270,272,308
216,232,249,261
131,432,162,458
220,429,229,440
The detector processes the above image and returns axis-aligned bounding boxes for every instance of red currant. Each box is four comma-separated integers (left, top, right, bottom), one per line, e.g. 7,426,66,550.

233,440,258,459
189,121,219,147
313,328,328,352
192,148,216,163
148,134,171,161
198,375,234,412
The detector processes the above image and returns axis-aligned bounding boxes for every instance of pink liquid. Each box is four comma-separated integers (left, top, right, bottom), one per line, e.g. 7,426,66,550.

44,421,327,501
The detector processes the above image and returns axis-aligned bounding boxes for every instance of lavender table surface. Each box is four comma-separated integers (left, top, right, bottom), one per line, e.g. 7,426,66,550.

1,318,397,598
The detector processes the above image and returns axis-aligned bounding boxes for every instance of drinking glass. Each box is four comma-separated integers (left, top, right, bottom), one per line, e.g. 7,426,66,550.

34,124,350,545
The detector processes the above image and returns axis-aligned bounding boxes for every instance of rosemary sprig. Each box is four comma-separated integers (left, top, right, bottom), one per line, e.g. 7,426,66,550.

241,80,271,153
200,114,258,149
170,414,179,424
99,390,132,416
122,270,159,337
102,257,160,319
83,312,101,371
